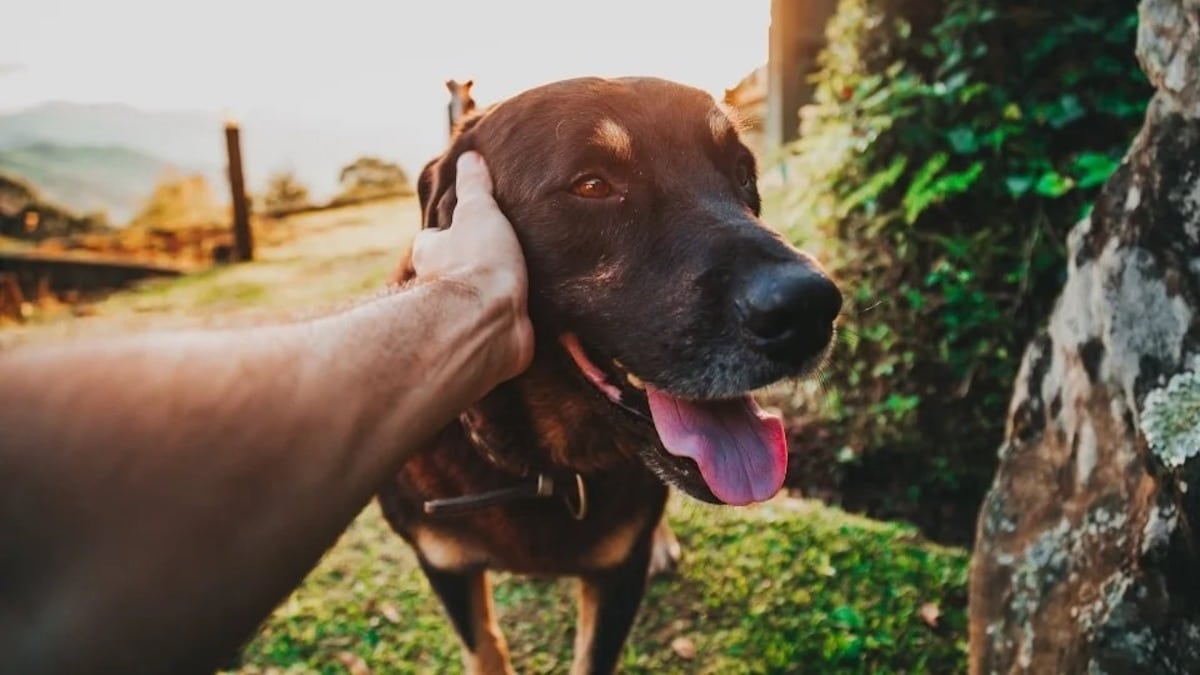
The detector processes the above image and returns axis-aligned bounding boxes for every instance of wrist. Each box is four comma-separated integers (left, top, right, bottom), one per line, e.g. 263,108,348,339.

325,277,526,407
426,273,531,384
433,267,524,317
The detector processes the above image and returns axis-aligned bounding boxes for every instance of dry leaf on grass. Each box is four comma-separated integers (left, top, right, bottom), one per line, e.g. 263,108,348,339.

671,636,697,660
379,601,402,624
336,651,372,675
919,602,941,628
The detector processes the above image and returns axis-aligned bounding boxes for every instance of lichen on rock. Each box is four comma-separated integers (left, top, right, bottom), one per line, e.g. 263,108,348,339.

1140,368,1200,468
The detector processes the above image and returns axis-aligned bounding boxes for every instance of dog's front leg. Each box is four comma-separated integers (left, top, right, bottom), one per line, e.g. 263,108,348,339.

570,536,652,675
418,562,514,675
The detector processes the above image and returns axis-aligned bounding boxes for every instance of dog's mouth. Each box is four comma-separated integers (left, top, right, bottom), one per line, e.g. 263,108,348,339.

559,333,787,506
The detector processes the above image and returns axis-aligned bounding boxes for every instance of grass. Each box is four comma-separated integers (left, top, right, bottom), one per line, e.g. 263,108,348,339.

227,498,968,674
2,195,970,673
0,234,34,251
0,198,411,348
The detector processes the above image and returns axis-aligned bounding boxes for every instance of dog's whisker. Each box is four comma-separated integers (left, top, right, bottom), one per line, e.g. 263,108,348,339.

815,368,835,399
752,379,800,401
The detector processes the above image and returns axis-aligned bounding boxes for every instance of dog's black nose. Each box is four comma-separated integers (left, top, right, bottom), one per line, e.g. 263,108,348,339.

735,264,842,358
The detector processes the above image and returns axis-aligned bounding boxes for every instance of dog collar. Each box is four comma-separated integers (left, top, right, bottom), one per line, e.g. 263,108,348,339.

423,412,589,520
422,471,588,520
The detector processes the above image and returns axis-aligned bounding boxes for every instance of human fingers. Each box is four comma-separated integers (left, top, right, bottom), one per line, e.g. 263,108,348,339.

451,151,497,221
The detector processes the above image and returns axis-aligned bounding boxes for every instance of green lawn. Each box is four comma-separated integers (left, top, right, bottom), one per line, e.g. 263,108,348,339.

227,498,968,675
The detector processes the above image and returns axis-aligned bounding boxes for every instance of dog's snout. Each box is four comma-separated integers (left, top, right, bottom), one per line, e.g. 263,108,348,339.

735,265,842,357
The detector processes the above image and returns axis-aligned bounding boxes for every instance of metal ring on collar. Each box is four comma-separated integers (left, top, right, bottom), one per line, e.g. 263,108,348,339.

565,473,588,521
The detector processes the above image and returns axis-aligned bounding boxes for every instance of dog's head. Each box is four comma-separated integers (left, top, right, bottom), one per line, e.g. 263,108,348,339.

418,77,841,506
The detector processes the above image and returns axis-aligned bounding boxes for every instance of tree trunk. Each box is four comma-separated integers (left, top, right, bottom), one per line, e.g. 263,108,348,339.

969,1,1200,672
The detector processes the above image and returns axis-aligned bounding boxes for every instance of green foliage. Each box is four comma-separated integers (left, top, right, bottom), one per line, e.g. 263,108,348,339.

778,0,1150,537
231,499,968,674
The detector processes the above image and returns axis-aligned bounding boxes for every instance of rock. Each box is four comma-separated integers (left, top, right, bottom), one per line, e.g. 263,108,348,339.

968,1,1200,672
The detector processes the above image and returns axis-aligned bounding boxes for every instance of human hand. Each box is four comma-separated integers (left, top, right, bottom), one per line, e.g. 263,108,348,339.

408,151,534,382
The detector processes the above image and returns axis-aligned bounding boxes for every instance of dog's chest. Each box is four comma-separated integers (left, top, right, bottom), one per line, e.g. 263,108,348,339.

408,497,653,575
379,409,668,576
384,464,667,575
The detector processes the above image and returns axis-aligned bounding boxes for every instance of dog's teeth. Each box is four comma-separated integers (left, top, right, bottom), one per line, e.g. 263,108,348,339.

627,373,645,390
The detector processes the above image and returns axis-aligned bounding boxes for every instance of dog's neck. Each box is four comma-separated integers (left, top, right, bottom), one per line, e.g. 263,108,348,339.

456,347,648,479
456,403,534,477
427,353,635,520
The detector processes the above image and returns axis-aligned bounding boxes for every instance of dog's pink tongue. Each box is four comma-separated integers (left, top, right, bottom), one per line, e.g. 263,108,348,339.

645,387,788,506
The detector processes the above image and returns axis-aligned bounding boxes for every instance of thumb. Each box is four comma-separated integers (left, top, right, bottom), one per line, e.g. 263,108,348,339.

409,225,448,276
454,151,496,213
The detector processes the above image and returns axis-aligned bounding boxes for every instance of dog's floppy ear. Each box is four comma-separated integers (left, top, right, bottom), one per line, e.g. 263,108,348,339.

416,156,438,216
417,113,484,232
391,156,442,283
394,115,484,284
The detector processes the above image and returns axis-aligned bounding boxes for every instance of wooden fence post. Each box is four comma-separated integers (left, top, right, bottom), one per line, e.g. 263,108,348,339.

224,120,254,262
765,0,839,152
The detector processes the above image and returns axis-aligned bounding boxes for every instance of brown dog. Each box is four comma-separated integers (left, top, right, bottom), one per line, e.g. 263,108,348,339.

378,76,841,675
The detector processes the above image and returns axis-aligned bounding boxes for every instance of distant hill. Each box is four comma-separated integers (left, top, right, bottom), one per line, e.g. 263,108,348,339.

0,102,223,171
0,172,112,242
0,142,194,223
0,101,431,225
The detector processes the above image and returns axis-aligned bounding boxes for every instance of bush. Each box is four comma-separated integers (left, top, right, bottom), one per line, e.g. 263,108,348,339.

775,0,1150,542
129,172,225,231
334,156,413,205
261,170,312,215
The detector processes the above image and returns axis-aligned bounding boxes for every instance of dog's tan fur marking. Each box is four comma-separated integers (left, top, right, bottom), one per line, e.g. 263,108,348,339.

592,118,633,160
570,580,602,675
463,572,515,675
587,513,647,569
715,100,753,135
526,393,577,466
707,107,735,143
413,526,485,570
521,379,630,471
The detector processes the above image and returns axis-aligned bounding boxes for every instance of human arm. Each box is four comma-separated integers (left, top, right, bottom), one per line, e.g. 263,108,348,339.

0,152,532,674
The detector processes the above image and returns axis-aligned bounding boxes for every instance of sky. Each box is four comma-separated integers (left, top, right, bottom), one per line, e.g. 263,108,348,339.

3,0,769,124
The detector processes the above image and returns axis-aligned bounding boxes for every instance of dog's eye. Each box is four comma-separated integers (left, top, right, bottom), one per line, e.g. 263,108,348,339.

735,161,756,191
571,176,613,199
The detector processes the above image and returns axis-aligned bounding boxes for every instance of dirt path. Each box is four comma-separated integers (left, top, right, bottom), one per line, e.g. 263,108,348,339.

0,197,421,349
